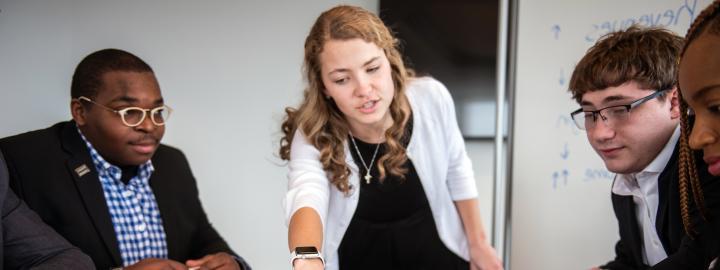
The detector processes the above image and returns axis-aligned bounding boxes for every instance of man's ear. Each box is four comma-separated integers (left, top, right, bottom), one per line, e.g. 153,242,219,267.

71,99,88,126
669,87,680,119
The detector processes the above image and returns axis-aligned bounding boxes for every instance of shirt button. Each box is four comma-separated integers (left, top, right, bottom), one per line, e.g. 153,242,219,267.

123,190,133,197
137,222,147,232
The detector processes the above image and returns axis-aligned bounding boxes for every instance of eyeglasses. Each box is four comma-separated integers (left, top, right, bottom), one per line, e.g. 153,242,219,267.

570,89,668,130
77,96,173,127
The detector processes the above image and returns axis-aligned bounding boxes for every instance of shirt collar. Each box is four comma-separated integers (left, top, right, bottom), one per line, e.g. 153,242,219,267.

75,126,154,184
613,125,680,195
642,125,680,174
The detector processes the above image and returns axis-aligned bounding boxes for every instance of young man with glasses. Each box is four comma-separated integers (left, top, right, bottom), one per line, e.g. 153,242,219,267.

0,49,251,270
568,26,720,269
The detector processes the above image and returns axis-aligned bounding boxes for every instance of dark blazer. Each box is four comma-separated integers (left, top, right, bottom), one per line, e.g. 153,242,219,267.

0,150,94,269
651,218,720,270
0,121,250,270
601,141,720,270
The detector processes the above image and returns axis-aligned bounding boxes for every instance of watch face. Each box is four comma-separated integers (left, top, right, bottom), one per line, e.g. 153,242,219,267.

295,246,319,254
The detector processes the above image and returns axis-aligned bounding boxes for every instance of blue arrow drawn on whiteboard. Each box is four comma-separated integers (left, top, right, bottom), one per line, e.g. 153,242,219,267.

552,24,561,40
562,169,569,186
560,143,569,160
559,68,565,86
552,171,559,189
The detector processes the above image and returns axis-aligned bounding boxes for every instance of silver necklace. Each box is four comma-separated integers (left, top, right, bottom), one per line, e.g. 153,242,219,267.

348,131,382,184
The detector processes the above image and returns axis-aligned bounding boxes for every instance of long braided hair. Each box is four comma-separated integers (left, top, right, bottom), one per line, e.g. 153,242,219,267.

678,0,720,237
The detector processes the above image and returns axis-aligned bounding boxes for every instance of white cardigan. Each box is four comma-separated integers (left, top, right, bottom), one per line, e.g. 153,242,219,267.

284,77,479,270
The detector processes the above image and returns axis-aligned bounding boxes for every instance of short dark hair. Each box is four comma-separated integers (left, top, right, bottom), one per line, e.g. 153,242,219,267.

568,26,683,103
71,48,154,99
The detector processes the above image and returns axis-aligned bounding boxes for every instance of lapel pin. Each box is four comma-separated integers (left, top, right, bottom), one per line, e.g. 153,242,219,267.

74,164,90,177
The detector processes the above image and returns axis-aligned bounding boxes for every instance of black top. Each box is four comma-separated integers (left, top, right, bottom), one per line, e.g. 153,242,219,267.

338,116,468,270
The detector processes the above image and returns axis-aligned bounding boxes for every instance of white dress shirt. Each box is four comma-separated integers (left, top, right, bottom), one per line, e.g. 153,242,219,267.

612,125,680,266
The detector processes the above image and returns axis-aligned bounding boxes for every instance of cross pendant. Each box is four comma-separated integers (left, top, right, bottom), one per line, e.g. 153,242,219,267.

364,173,372,184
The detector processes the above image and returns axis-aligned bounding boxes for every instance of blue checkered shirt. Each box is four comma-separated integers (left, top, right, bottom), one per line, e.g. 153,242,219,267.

77,128,169,266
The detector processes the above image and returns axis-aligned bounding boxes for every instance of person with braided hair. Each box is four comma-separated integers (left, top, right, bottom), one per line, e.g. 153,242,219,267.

651,1,720,269
568,25,720,270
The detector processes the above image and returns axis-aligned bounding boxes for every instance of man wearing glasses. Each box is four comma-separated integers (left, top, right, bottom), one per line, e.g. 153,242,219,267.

568,26,720,269
0,49,251,270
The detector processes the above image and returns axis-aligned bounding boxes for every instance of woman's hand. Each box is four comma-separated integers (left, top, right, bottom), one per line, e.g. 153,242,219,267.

469,243,504,270
292,258,324,270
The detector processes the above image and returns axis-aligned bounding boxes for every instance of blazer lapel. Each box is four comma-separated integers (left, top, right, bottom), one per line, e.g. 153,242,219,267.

149,166,179,260
60,122,122,266
614,190,645,267
655,142,680,254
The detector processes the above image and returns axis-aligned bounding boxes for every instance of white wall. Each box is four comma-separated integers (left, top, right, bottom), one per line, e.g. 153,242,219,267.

0,1,496,269
0,1,378,269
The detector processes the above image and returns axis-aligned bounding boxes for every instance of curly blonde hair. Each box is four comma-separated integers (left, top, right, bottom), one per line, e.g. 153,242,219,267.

279,5,414,194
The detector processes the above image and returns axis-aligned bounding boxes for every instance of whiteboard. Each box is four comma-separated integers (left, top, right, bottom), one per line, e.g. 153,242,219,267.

510,0,712,269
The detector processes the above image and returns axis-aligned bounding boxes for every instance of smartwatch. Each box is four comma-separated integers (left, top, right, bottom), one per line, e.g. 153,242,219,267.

290,246,325,268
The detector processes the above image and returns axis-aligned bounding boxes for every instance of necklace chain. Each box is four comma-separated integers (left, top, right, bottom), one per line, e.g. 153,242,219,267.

348,131,382,184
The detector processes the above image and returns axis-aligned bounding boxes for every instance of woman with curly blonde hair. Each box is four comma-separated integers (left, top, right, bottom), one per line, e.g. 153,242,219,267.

280,5,502,270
